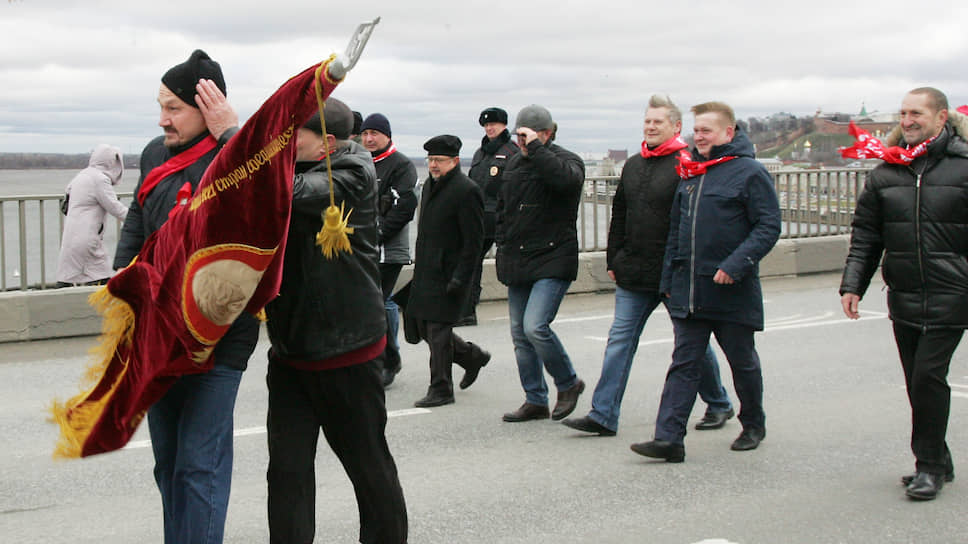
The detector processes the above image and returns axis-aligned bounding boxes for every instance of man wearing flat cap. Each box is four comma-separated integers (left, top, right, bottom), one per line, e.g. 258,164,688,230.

496,104,587,423
113,49,259,544
264,97,408,543
404,135,491,407
460,107,520,326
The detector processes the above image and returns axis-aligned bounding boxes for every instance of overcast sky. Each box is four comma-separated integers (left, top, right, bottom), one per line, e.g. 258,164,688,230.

2,0,966,157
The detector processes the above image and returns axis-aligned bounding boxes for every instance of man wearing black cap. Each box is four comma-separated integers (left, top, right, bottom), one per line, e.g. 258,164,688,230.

264,97,408,543
404,135,491,407
360,113,418,387
497,104,587,423
113,49,259,544
460,107,520,326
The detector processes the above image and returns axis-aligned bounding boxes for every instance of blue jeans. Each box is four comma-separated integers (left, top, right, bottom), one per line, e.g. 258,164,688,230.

385,298,401,369
655,317,764,445
588,288,732,432
507,279,579,406
148,365,243,544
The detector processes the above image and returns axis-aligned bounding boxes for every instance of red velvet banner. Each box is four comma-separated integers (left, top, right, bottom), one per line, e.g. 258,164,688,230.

52,59,343,458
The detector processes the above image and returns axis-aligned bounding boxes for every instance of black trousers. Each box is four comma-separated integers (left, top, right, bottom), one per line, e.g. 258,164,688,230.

415,319,481,395
464,236,494,318
266,359,408,544
893,323,962,475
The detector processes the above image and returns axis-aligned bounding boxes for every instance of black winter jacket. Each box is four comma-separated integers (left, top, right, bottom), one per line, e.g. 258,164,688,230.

495,139,585,285
265,142,386,361
372,144,418,265
840,118,968,330
406,167,485,323
468,129,519,237
660,128,781,330
114,129,258,371
607,151,681,292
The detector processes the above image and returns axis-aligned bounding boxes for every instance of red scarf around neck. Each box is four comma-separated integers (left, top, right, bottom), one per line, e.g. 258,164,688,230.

640,135,688,158
137,135,217,206
839,121,936,165
372,143,397,163
675,150,737,179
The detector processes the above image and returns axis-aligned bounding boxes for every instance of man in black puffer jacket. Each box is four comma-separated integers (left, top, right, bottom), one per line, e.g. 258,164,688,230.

840,88,968,501
113,49,258,544
561,95,734,437
264,100,407,542
496,105,587,423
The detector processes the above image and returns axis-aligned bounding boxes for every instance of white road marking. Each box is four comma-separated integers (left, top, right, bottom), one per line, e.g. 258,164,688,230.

584,310,888,344
122,407,431,451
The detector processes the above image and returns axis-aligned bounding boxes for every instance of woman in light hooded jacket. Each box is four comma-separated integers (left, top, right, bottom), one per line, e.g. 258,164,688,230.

56,144,128,286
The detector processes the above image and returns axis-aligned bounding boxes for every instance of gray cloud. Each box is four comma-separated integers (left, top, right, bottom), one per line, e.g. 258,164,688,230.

2,0,966,155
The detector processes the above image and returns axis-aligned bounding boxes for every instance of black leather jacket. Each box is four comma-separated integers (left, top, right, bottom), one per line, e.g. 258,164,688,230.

841,122,968,330
495,139,585,285
265,141,386,361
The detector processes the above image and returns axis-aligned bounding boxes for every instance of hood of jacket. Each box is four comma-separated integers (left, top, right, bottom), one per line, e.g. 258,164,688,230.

692,125,756,161
88,144,124,185
885,109,968,159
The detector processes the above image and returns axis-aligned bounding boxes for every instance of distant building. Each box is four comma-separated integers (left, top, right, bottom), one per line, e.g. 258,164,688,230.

607,149,628,162
814,103,897,138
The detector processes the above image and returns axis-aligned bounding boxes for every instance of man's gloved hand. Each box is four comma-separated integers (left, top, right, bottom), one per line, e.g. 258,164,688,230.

446,279,462,295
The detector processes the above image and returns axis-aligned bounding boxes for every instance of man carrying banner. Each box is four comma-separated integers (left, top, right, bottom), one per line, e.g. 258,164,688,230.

840,87,968,501
112,49,260,544
265,99,407,543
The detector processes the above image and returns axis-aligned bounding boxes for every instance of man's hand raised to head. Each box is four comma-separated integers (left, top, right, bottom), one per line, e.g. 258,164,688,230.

195,79,238,142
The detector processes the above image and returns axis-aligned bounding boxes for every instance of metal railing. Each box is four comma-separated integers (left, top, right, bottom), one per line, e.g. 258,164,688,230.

0,168,872,291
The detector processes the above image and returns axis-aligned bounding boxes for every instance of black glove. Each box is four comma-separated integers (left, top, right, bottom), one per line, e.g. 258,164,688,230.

446,279,462,295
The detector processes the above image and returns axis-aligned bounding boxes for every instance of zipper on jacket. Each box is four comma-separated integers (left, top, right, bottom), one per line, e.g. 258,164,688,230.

689,174,706,313
912,167,928,333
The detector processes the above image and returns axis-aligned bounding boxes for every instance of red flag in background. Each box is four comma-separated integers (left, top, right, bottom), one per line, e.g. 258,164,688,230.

51,58,344,458
958,105,968,116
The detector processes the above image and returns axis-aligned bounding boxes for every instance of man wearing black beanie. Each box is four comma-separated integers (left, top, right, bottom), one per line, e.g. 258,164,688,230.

114,49,258,544
360,113,418,387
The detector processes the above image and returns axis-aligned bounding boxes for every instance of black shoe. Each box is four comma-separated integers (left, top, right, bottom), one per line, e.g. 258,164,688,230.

413,391,455,408
730,427,766,451
902,469,954,486
629,440,685,463
382,364,402,388
454,313,477,327
562,415,616,436
906,471,945,500
503,403,550,422
695,408,735,430
459,344,491,390
552,379,585,421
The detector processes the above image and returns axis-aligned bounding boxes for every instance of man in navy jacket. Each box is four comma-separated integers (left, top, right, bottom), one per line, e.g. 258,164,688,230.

631,101,780,462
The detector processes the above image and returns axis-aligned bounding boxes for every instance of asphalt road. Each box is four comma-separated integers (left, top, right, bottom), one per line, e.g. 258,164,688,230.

2,272,967,543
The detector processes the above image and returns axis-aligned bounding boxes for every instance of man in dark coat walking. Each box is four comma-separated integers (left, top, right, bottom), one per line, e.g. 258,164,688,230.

460,106,520,325
631,101,780,463
841,88,968,501
496,105,587,423
405,135,491,408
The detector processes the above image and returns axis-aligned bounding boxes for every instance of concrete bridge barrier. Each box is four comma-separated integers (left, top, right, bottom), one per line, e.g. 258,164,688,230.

0,235,850,343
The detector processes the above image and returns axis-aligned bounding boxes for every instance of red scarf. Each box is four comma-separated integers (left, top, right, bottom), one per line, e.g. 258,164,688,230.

957,105,968,116
640,135,688,158
372,143,397,163
137,135,217,206
839,121,936,165
675,150,737,179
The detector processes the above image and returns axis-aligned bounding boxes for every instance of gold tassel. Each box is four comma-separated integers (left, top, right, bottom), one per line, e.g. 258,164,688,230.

49,286,135,459
254,308,267,322
312,61,354,260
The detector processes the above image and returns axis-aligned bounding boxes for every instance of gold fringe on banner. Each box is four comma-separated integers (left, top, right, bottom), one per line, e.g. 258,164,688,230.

49,286,135,459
